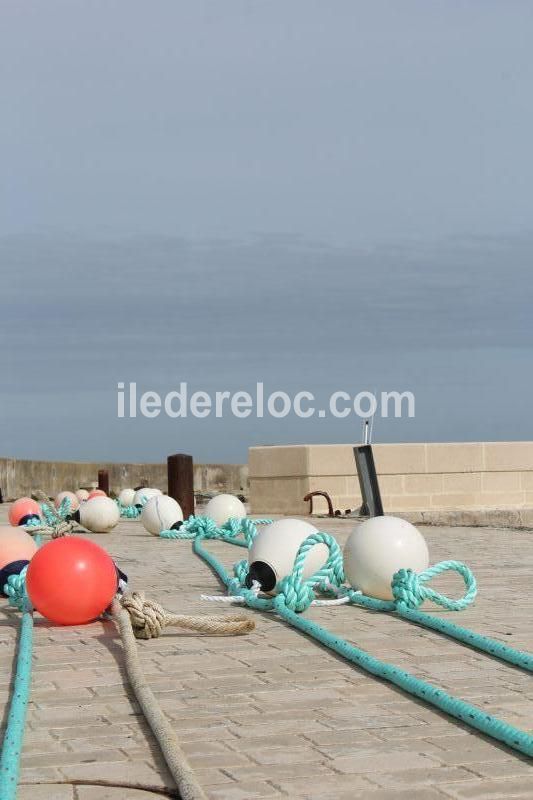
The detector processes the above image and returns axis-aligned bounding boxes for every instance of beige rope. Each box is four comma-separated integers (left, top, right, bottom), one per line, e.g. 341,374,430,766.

111,593,255,800
120,590,255,639
28,490,75,537
26,520,75,539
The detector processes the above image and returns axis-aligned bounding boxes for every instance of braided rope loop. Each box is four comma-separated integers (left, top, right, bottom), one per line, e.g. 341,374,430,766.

391,560,477,611
220,517,272,547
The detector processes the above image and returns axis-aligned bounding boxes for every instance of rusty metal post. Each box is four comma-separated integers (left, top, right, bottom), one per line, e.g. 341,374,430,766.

167,453,194,519
98,469,110,495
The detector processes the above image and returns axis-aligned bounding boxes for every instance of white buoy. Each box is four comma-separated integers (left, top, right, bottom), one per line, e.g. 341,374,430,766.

247,518,329,593
76,489,90,502
204,494,246,526
54,491,80,513
118,488,136,507
141,495,183,536
343,515,429,600
133,487,162,507
77,496,120,533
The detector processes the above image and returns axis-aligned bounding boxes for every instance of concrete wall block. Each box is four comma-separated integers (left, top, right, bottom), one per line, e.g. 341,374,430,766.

378,474,404,494
479,490,527,507
426,443,484,474
306,445,358,477
483,441,533,472
373,443,427,475
249,477,308,515
248,446,309,478
404,474,444,494
441,472,482,493
483,471,523,492
520,472,533,490
385,494,432,511
430,492,485,509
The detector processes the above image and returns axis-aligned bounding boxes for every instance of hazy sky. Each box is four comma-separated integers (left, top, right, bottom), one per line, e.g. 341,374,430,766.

1,2,532,463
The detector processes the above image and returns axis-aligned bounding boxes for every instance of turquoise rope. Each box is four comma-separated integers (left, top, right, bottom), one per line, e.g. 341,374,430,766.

116,500,142,519
0,579,33,799
274,595,533,757
162,517,533,758
398,605,533,671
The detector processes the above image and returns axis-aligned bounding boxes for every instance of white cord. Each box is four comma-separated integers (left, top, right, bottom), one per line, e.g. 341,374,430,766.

201,580,261,604
201,580,358,608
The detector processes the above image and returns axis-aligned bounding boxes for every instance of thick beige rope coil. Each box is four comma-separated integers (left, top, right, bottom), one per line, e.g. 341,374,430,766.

120,590,255,639
112,593,255,800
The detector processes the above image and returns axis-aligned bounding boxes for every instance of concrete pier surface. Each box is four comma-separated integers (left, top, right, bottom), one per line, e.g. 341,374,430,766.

1,507,533,799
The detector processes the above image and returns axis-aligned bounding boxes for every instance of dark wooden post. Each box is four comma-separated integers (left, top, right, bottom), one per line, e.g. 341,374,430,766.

167,453,194,518
98,469,110,496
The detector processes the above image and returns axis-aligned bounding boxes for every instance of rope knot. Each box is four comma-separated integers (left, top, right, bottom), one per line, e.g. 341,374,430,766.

186,515,220,539
233,559,250,588
4,567,30,612
391,568,425,609
391,560,477,612
121,591,166,639
277,575,316,612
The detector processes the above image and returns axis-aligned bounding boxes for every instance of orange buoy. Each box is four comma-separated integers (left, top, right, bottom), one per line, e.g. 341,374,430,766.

8,498,41,527
0,526,38,571
88,489,106,500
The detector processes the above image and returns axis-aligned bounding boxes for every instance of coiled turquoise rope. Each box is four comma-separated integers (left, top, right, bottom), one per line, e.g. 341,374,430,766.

163,515,533,758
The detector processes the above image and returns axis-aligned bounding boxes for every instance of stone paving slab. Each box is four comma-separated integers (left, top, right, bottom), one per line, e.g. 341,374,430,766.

1,505,533,798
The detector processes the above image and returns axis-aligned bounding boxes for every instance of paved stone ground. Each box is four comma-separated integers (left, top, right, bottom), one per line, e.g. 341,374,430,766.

1,506,533,799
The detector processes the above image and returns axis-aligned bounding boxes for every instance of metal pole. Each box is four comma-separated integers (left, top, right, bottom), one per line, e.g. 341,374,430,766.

167,454,194,519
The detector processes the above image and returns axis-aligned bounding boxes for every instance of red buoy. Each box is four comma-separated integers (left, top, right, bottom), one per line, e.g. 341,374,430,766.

26,537,118,625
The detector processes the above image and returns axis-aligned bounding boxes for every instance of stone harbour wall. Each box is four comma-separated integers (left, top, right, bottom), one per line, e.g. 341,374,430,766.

0,457,248,500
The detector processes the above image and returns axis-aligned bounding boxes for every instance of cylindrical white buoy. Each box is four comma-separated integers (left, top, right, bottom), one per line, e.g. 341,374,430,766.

204,494,246,526
133,487,162,507
141,495,183,536
77,496,120,533
247,518,329,593
343,515,429,600
118,488,136,507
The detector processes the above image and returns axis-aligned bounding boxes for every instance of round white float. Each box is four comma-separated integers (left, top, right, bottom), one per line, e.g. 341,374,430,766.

247,518,329,593
343,515,429,600
133,487,162,507
75,489,90,502
78,496,120,533
204,494,245,526
54,491,80,513
118,488,136,507
141,495,183,536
